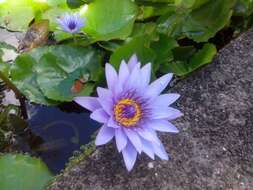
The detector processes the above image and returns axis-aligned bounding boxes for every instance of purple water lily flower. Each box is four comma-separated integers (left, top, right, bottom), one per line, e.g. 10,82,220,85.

75,55,183,171
57,13,86,34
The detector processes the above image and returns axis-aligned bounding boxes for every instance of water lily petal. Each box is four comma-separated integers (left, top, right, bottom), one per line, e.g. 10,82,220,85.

97,87,113,115
107,117,120,128
137,127,157,142
148,119,179,133
126,64,141,91
57,13,85,34
152,142,169,160
145,73,173,99
115,128,128,152
118,60,130,87
90,108,109,123
74,97,100,111
151,107,183,120
141,138,155,159
105,63,118,90
138,126,161,145
127,54,138,71
140,63,151,87
95,125,115,146
123,128,142,153
122,142,137,171
153,93,180,106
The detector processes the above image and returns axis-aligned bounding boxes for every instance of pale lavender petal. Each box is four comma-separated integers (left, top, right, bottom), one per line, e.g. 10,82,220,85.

74,97,100,111
125,64,141,90
153,93,180,106
122,142,137,171
115,128,128,152
57,13,85,34
95,125,115,146
140,63,151,87
137,127,157,142
152,142,169,160
105,63,118,91
138,126,161,145
90,108,109,123
123,128,142,153
145,73,173,99
97,87,113,115
113,81,123,97
167,107,183,120
127,54,138,71
141,138,155,159
146,119,179,133
151,107,183,120
107,117,120,128
118,60,130,87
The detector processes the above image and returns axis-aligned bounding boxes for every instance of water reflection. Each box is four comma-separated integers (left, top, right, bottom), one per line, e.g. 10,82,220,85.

26,102,100,174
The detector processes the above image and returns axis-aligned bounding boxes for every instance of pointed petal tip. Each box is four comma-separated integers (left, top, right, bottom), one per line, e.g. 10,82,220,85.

130,54,137,60
105,63,118,90
127,54,139,71
169,110,184,120
90,109,109,123
74,96,100,111
95,125,114,146
122,142,137,172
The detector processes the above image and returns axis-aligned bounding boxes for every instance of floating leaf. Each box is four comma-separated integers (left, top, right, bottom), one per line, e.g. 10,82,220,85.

110,35,156,69
0,0,48,31
158,0,236,42
10,54,57,105
33,46,102,101
151,34,178,71
10,45,102,103
67,0,86,9
81,0,138,41
165,43,217,76
0,154,53,190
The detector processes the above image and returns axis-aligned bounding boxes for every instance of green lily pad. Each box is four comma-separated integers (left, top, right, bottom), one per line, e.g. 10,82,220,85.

151,34,178,71
110,35,156,69
0,0,48,31
11,45,102,104
165,43,217,76
33,45,102,101
10,54,58,105
158,0,236,42
81,0,138,41
0,154,53,190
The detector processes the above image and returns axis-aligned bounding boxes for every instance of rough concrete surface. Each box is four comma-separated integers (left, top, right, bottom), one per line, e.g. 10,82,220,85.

49,28,253,190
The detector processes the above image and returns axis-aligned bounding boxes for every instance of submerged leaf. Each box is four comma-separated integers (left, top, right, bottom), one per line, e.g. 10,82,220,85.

18,20,50,53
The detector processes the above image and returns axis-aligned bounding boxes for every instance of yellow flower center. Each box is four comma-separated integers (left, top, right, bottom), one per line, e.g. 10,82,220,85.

114,98,142,127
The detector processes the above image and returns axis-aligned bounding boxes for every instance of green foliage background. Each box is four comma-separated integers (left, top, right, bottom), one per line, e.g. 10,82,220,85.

0,0,253,105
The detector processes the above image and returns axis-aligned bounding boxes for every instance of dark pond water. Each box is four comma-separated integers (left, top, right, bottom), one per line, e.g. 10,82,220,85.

26,102,100,174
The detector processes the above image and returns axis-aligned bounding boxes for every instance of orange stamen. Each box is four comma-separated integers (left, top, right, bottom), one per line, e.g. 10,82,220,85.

114,99,142,127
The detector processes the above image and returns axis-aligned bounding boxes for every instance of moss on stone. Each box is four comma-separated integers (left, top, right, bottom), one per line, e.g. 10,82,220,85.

48,135,97,188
